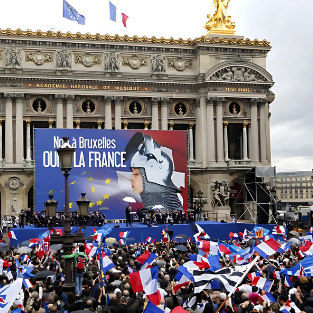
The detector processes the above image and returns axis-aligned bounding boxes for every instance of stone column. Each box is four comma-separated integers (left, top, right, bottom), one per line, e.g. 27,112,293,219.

216,98,224,163
97,122,102,129
189,123,195,162
0,120,3,164
151,98,159,130
114,96,123,130
169,121,174,130
198,96,208,166
75,121,80,129
26,120,31,163
161,98,169,130
48,121,53,128
250,99,259,162
259,99,267,163
206,97,215,162
4,94,13,164
15,94,24,164
248,123,252,160
104,96,113,129
195,100,203,165
243,123,248,160
223,122,229,162
55,95,64,129
66,95,74,129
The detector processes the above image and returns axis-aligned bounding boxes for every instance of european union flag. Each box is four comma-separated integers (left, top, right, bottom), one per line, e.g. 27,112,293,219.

109,2,116,22
63,0,86,25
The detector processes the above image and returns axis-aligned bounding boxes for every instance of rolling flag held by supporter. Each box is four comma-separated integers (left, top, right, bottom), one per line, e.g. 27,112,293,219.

193,267,245,294
253,238,281,258
284,274,293,287
141,252,157,270
189,222,210,241
36,237,49,259
259,293,277,303
250,277,273,292
197,241,219,255
97,251,115,273
162,227,170,242
129,266,161,305
146,237,155,244
272,225,286,235
0,278,23,313
8,230,17,240
119,231,130,245
145,300,164,313
173,271,191,293
299,241,313,256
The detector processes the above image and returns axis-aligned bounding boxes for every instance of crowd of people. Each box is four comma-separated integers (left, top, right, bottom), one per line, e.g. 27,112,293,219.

1,224,313,313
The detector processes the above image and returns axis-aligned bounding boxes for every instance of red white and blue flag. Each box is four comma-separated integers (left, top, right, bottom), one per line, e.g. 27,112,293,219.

146,237,155,244
258,292,277,303
141,252,157,270
8,231,17,240
299,241,313,256
272,225,286,235
197,241,219,255
119,231,130,239
129,266,161,305
254,238,281,258
284,274,293,287
250,276,273,292
97,251,115,273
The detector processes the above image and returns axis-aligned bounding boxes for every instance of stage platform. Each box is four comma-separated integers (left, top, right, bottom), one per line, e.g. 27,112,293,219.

9,221,275,247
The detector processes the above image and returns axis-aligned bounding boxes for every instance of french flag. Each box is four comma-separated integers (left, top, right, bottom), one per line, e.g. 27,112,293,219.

93,229,103,242
197,241,219,255
127,264,134,274
284,275,293,288
233,255,246,264
21,255,29,263
173,271,190,293
119,239,126,245
299,241,313,256
136,250,151,264
190,223,210,241
85,244,98,258
97,252,115,273
250,277,273,292
272,225,286,235
129,266,161,305
219,244,231,255
259,293,277,303
273,271,281,280
142,252,157,269
189,254,209,264
146,237,155,244
177,261,210,282
247,272,261,281
229,232,239,240
120,231,130,239
254,238,281,258
8,230,17,240
23,278,34,289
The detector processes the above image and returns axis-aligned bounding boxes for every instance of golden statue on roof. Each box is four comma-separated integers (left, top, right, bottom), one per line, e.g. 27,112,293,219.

204,0,236,36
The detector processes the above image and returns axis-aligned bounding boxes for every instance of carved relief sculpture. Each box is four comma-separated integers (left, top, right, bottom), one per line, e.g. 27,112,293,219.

56,50,72,69
168,57,192,71
12,194,17,213
25,50,53,65
210,66,267,82
74,53,101,67
6,48,22,68
151,55,166,73
211,181,230,207
122,54,147,69
104,52,120,72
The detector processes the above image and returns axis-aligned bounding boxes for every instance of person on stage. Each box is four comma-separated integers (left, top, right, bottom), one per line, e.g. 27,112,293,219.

126,206,133,227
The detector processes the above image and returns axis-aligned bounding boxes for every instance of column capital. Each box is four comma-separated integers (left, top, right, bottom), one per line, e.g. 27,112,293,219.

169,120,174,130
250,98,258,105
161,97,169,103
206,98,214,105
104,96,114,101
258,98,267,106
151,97,160,103
55,94,67,99
97,121,102,126
48,121,53,127
64,95,75,100
243,122,248,128
223,121,228,127
189,123,193,129
0,120,2,126
26,120,31,126
216,97,225,102
4,93,24,99
114,96,123,101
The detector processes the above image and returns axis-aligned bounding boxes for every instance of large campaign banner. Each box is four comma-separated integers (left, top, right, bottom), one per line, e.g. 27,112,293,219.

34,129,188,219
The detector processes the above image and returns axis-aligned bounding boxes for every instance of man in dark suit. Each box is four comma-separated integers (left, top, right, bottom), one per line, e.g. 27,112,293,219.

126,206,132,227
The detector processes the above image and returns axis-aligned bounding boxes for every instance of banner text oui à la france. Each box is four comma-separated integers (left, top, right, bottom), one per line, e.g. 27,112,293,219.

42,136,127,168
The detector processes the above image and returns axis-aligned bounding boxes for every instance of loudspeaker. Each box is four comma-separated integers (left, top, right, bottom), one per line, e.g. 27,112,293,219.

114,224,120,228
168,231,173,236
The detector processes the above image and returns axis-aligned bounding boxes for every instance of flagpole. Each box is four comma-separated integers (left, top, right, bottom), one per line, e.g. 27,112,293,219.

216,256,260,313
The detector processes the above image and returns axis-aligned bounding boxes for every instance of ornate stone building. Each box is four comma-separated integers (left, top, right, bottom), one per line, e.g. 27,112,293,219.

0,2,275,220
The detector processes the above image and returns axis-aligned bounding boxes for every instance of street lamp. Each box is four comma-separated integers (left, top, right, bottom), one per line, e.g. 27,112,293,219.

50,137,85,291
44,194,58,217
77,193,90,225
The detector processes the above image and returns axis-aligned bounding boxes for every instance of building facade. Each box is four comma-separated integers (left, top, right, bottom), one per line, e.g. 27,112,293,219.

275,171,313,207
0,6,275,219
